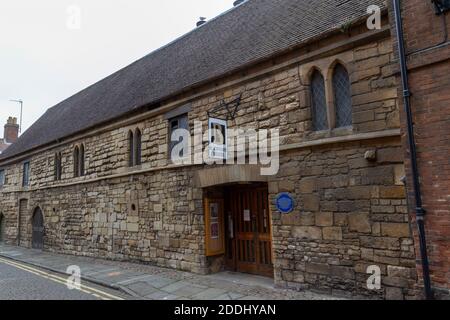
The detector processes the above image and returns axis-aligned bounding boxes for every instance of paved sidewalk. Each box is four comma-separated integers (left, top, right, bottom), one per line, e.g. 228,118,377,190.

0,244,341,300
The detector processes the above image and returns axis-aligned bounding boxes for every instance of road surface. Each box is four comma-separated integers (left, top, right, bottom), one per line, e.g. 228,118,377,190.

0,257,130,300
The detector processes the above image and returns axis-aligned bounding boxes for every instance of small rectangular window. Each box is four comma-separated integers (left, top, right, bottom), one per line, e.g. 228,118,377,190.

55,153,62,181
22,162,30,187
208,118,227,160
0,169,5,188
168,114,189,161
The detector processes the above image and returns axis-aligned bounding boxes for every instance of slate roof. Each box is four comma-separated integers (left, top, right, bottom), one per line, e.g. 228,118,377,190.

0,0,385,161
0,140,11,154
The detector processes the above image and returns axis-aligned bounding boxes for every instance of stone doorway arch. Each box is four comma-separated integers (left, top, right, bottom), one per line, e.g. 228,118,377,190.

194,165,268,188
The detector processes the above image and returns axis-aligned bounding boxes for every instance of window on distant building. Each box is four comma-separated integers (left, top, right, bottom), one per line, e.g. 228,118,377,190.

168,114,189,161
73,146,80,177
79,144,85,176
22,162,30,187
54,152,62,181
333,63,352,128
310,69,328,131
0,169,5,188
128,130,134,167
73,144,85,177
128,128,142,167
135,128,142,166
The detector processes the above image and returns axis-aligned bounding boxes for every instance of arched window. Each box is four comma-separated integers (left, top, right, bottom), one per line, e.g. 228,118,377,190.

135,129,142,166
333,64,352,128
310,70,328,131
79,144,85,176
73,146,79,177
128,130,134,167
54,152,62,181
128,128,142,167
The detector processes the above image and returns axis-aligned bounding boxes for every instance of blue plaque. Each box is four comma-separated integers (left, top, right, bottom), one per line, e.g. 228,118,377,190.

276,193,295,214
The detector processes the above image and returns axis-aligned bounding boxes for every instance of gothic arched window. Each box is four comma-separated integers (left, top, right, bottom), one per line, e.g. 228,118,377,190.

310,70,328,131
79,144,85,176
333,64,352,128
128,130,134,167
135,128,142,166
74,145,85,177
54,152,62,181
73,146,80,177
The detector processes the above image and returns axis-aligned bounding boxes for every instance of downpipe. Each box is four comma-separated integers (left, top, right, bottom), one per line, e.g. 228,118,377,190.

392,0,433,299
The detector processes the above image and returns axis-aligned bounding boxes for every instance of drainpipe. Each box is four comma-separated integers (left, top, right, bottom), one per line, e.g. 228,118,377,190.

392,0,433,300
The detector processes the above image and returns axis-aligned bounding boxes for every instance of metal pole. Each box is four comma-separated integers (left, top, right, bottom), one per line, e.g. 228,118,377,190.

9,99,23,134
19,100,23,134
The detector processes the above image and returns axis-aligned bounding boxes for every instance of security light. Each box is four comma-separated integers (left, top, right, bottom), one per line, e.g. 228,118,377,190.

432,0,450,15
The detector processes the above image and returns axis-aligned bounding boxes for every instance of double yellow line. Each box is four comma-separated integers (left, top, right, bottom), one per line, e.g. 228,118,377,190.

0,257,124,300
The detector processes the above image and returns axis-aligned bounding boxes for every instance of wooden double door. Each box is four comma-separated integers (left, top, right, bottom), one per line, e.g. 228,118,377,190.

224,184,273,277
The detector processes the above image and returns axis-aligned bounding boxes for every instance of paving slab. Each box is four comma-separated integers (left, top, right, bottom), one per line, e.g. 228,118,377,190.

191,288,228,300
161,281,207,297
145,291,179,300
126,281,160,296
141,276,177,290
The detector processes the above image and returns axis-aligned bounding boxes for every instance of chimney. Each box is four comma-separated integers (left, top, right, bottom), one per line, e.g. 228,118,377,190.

4,117,19,143
196,17,207,27
233,0,245,6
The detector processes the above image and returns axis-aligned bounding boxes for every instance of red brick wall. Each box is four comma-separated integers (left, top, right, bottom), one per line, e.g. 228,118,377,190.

391,0,450,297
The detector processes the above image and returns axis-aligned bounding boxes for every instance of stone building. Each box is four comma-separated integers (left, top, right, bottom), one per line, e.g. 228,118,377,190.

0,0,421,299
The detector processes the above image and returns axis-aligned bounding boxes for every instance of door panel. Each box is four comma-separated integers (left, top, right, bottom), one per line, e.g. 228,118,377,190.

204,198,225,256
226,184,273,277
0,214,4,243
32,208,44,250
18,199,28,246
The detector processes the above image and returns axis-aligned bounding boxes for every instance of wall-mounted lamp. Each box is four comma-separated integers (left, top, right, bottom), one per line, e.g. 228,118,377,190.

432,0,450,15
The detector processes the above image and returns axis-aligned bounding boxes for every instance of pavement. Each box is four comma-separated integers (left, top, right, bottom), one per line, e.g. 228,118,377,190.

0,244,340,300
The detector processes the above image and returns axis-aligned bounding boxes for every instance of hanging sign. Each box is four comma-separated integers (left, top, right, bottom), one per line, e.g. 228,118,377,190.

276,193,295,214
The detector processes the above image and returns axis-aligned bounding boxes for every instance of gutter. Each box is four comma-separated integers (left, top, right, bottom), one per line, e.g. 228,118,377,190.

392,0,433,300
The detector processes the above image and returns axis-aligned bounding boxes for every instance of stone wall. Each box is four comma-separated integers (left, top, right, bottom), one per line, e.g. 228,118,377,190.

0,32,419,298
270,137,417,299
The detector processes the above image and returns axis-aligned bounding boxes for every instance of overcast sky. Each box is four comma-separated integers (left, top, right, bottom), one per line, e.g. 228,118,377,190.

0,0,232,136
